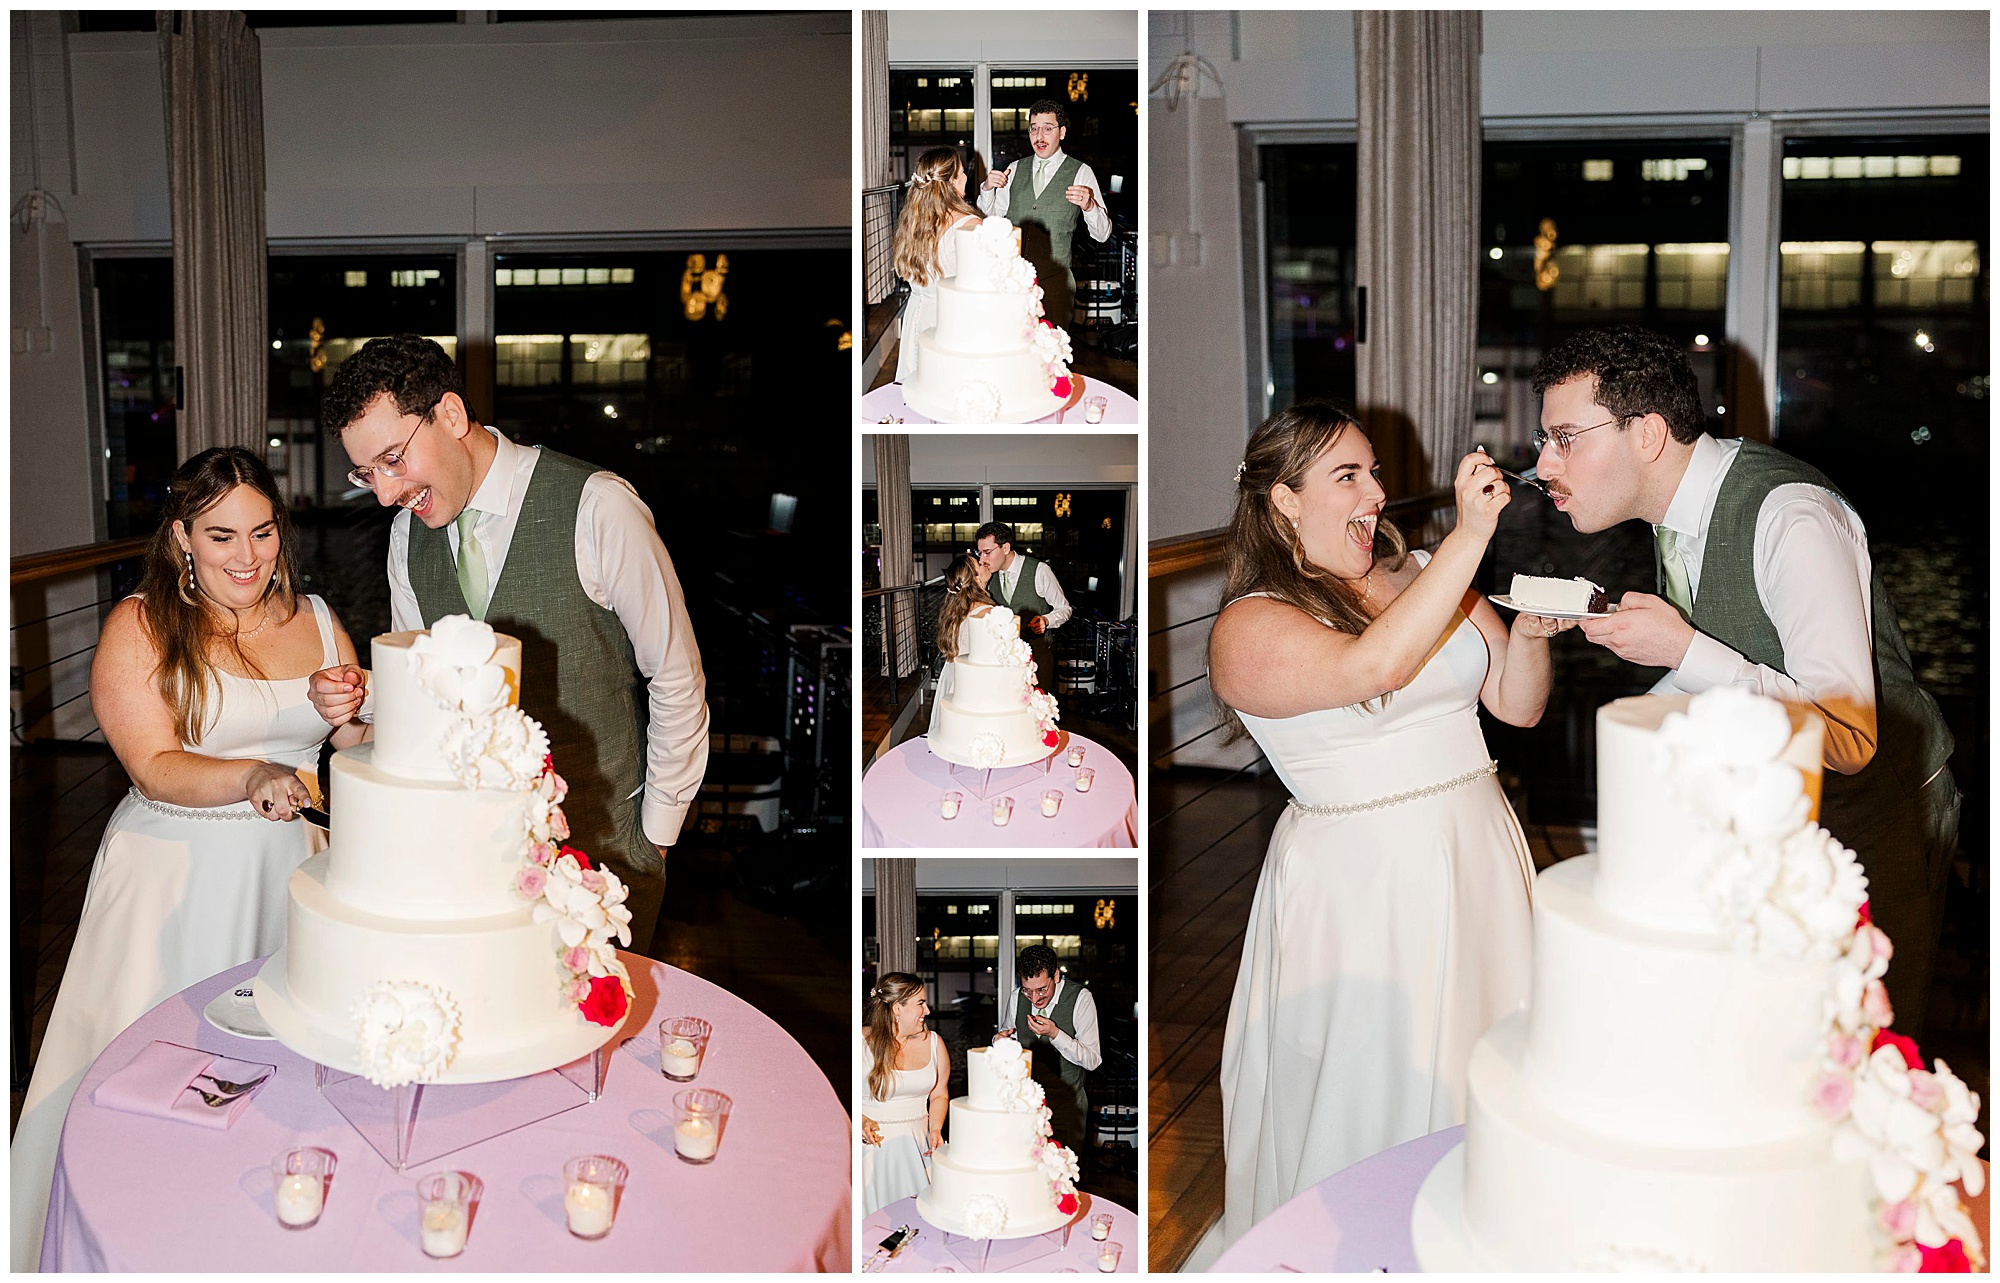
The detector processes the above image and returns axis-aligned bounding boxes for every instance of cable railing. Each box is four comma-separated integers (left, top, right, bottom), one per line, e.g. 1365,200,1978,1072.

861,574,945,716
861,182,905,308
10,537,150,747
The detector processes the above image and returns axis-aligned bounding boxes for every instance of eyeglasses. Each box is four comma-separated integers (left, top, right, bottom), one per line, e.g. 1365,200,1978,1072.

1532,415,1628,458
345,413,431,491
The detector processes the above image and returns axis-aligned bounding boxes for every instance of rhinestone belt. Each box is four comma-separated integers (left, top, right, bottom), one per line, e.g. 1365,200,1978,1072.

130,788,262,822
1287,760,1498,818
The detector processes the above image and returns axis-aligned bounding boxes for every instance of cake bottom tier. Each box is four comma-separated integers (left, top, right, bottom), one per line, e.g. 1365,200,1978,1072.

917,1146,1072,1239
255,855,621,1084
905,336,1065,424
1431,1012,1873,1271
928,701,1054,768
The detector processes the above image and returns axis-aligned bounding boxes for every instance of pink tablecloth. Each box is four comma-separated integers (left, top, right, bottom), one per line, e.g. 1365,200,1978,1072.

862,732,1136,848
862,382,1137,425
1210,1126,1460,1272
43,954,850,1272
864,1194,1140,1272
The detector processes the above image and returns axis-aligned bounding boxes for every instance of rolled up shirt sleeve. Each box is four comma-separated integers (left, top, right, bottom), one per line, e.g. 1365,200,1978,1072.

1049,987,1103,1072
1036,562,1073,631
575,473,711,845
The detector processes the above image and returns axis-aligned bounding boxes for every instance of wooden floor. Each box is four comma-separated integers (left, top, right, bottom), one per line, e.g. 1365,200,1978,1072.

10,742,851,1132
1147,762,1991,1273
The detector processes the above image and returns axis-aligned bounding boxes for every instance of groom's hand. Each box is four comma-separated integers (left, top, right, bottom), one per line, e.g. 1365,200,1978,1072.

308,665,366,728
984,166,1011,191
1025,614,1047,635
1580,593,1695,670
1063,184,1095,211
1025,1012,1058,1038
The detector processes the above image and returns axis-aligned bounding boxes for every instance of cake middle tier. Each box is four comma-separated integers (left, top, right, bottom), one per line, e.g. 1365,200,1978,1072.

919,1145,1072,1239
928,700,1052,767
932,280,1036,352
945,1098,1047,1172
322,746,529,921
905,336,1065,425
1522,857,1827,1148
939,660,1030,714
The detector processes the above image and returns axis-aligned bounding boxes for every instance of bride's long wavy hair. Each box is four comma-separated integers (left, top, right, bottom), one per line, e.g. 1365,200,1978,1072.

864,972,927,1104
934,553,994,661
1212,402,1410,731
893,147,981,287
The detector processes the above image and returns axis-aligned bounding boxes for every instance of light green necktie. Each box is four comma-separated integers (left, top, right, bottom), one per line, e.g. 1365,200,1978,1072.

1656,525,1694,620
1033,156,1051,195
456,508,490,620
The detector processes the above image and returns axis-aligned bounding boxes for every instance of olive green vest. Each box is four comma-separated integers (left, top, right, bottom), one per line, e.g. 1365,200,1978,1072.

1006,153,1084,309
991,553,1053,619
406,448,653,878
1015,980,1089,1146
1666,439,1954,841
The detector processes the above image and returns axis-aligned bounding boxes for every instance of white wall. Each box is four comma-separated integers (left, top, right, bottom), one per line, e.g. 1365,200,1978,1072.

861,857,1137,891
888,11,1137,65
863,432,1136,486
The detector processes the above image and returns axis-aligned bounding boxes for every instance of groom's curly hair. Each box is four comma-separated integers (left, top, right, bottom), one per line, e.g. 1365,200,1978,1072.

1026,99,1068,129
320,333,468,438
1531,325,1708,444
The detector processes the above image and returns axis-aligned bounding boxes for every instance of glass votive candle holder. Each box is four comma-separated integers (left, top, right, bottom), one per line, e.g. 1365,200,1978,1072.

1091,1212,1114,1241
659,1016,711,1081
561,1155,626,1239
1075,767,1096,793
940,791,963,819
673,1088,732,1164
1041,789,1063,818
416,1171,472,1258
1096,1240,1123,1272
1066,743,1086,768
271,1148,331,1229
1084,395,1108,424
992,796,1014,826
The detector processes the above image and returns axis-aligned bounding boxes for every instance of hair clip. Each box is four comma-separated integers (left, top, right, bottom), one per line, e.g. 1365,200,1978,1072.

1234,460,1248,484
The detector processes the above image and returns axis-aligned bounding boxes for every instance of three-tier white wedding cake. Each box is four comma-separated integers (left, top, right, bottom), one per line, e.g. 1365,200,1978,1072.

917,1038,1080,1239
903,216,1075,424
256,618,634,1087
928,607,1060,768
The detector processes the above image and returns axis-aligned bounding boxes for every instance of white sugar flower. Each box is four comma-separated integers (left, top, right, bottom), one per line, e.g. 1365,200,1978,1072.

967,733,1004,768
352,980,461,1088
953,380,1002,423
440,706,550,791
961,1194,1008,1239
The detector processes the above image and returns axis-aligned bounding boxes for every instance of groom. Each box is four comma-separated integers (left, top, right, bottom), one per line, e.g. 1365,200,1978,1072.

978,98,1112,332
996,945,1102,1154
974,521,1071,697
1533,325,1957,1039
307,334,710,955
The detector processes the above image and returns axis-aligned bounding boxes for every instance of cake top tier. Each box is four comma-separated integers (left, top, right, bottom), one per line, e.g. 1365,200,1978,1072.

955,217,1038,296
959,606,1030,669
369,618,523,784
965,1036,1037,1111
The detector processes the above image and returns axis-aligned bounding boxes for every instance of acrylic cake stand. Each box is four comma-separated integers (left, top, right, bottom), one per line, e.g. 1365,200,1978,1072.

936,732,1068,801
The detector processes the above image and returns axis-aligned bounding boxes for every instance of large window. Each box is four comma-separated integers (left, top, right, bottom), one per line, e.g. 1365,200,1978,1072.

989,488,1128,623
1260,142,1359,416
888,69,977,183
95,258,176,539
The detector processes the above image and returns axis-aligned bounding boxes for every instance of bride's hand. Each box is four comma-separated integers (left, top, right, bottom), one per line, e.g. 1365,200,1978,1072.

861,1116,882,1147
1452,448,1510,541
242,760,309,821
1512,611,1578,640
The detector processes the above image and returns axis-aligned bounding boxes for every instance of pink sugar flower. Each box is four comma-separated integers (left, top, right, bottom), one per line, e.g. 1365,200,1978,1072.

1907,1069,1945,1112
1863,978,1896,1028
1886,1244,1923,1272
1807,1071,1855,1120
514,866,548,899
1829,1033,1866,1069
1878,1199,1919,1238
563,944,592,971
528,841,555,866
566,977,593,1004
579,869,606,892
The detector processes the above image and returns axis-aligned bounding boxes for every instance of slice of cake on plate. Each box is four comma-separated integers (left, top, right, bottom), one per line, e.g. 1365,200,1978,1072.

1507,574,1608,614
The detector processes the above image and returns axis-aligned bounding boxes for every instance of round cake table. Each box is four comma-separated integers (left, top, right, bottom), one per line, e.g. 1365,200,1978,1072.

864,1194,1139,1272
862,382,1137,426
862,732,1136,848
1212,1126,1993,1273
41,953,850,1272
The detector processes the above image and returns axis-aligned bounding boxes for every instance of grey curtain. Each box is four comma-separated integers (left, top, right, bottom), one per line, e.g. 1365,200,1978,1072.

873,433,918,679
158,10,267,458
1354,11,1482,501
863,11,890,190
875,858,918,978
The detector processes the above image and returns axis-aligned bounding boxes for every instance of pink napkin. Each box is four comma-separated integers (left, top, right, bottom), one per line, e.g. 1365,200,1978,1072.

91,1041,273,1130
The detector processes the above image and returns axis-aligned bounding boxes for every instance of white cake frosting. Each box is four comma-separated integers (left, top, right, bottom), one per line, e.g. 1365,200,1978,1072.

904,217,1072,424
257,620,631,1086
917,1040,1078,1240
1507,573,1605,614
1413,690,1881,1272
928,607,1060,768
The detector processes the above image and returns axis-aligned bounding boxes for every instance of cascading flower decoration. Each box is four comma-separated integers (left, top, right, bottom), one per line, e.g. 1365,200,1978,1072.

1025,318,1074,398
988,1037,1080,1217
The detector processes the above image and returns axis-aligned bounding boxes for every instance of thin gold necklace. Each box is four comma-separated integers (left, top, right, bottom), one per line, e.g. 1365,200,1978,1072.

231,601,275,643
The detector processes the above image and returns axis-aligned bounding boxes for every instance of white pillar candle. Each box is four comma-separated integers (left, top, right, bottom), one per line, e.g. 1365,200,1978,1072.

1067,745,1086,768
1084,403,1104,424
661,1036,701,1079
940,794,961,819
1041,792,1061,817
1091,1215,1112,1241
674,1116,720,1161
564,1181,615,1237
1075,769,1095,793
992,799,1012,826
419,1202,469,1257
1097,1244,1121,1271
274,1173,323,1227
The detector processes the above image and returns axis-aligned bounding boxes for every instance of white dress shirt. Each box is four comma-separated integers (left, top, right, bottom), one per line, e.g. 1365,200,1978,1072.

977,148,1113,243
386,426,711,844
1009,978,1103,1072
1652,433,1879,775
1000,553,1072,630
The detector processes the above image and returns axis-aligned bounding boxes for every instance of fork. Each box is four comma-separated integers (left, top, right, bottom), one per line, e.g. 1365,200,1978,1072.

186,1084,243,1108
198,1070,270,1094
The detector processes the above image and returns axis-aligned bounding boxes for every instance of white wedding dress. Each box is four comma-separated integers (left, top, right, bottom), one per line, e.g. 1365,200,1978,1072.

10,595,337,1270
860,1029,944,1215
1219,559,1536,1248
894,214,980,385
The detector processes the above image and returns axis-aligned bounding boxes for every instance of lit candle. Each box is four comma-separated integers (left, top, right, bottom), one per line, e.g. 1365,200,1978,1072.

661,1036,701,1080
1084,397,1107,424
992,798,1013,826
1067,744,1086,768
940,792,962,819
274,1173,323,1228
1041,790,1062,818
1097,1241,1123,1272
420,1201,469,1258
1091,1213,1113,1241
564,1180,615,1238
1075,768,1095,793
674,1116,720,1162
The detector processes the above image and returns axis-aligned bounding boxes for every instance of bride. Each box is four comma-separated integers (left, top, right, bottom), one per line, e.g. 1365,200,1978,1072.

892,146,983,386
859,973,950,1214
1206,403,1570,1246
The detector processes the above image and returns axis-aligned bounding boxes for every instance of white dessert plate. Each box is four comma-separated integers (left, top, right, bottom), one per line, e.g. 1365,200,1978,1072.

204,981,276,1040
1488,594,1616,621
